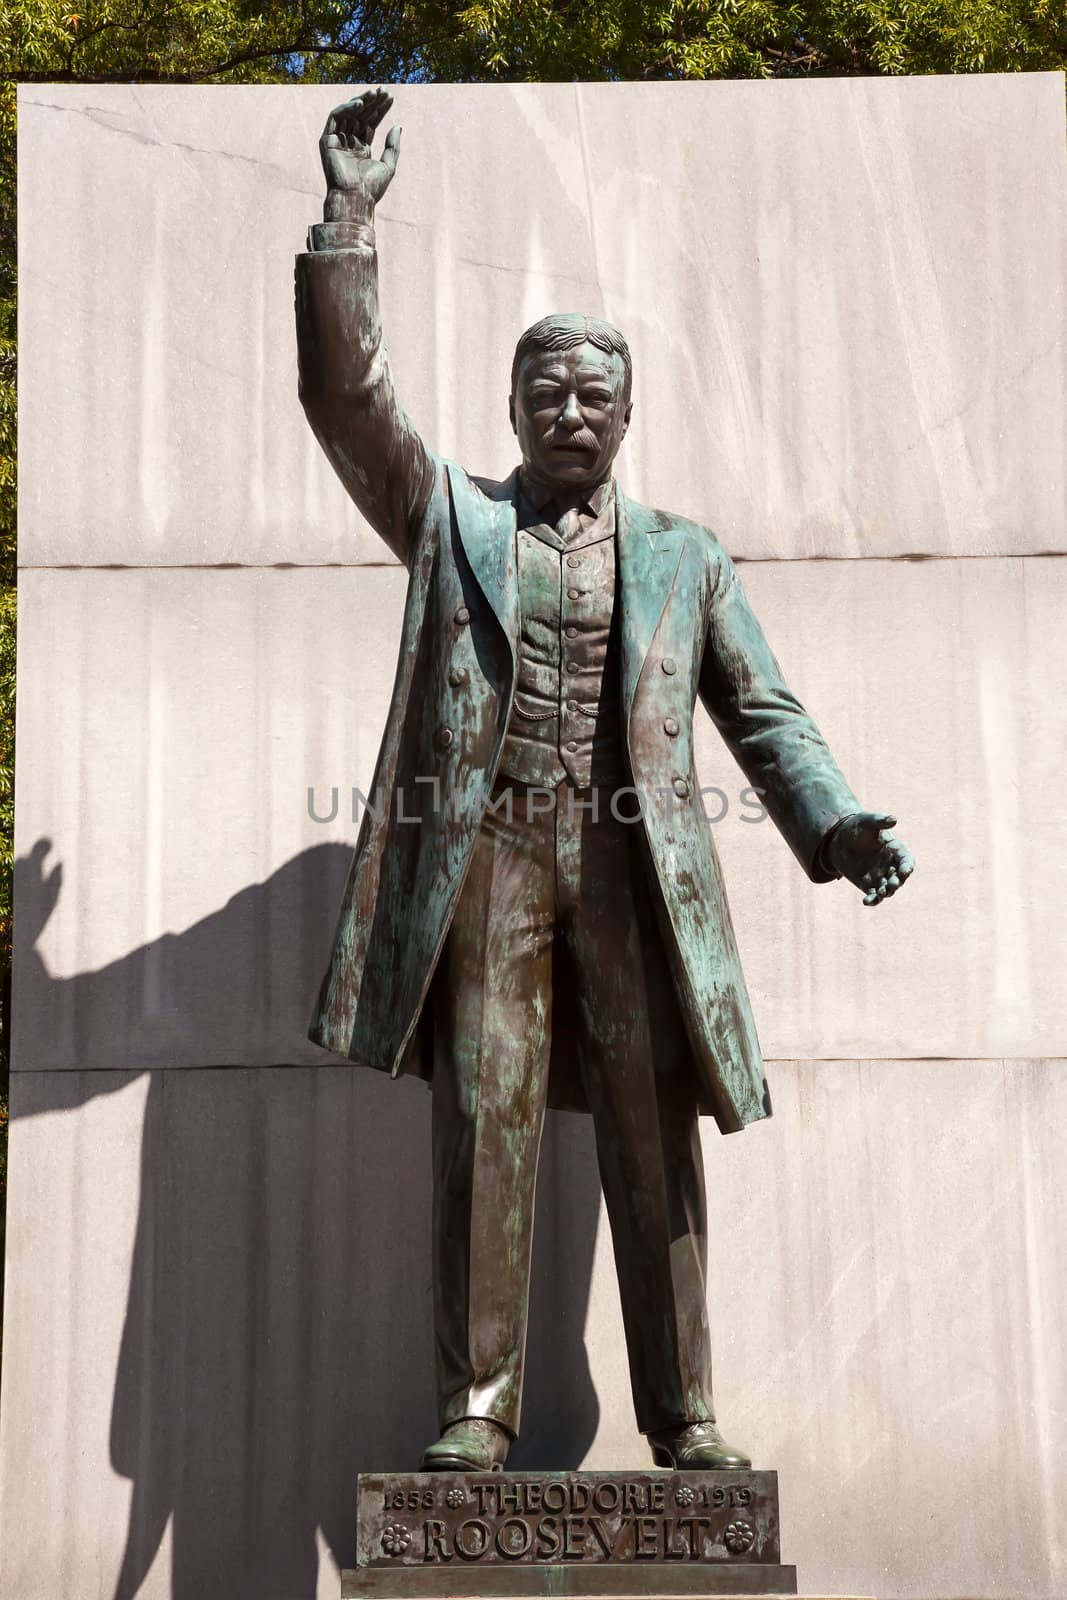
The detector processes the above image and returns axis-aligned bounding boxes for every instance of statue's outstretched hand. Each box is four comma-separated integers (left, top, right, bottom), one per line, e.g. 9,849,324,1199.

320,90,401,222
827,812,914,905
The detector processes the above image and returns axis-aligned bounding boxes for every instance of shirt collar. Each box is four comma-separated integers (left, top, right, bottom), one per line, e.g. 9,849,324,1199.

518,471,614,523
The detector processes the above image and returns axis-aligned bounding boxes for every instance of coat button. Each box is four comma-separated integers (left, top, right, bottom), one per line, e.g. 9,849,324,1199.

448,667,468,688
566,740,578,753
567,555,582,568
566,661,579,674
436,727,454,751
672,777,689,799
661,657,677,675
568,587,581,600
454,605,470,625
565,625,579,639
664,717,679,737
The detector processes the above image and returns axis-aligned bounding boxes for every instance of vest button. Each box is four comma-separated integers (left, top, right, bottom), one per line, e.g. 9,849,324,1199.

567,587,581,600
565,625,579,639
566,741,578,753
664,717,679,737
454,605,470,625
661,657,677,675
436,727,454,751
672,777,689,799
566,662,579,674
567,555,582,568
448,667,468,688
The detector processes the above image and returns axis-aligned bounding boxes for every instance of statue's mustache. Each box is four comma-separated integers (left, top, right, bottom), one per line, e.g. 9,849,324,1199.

547,428,599,451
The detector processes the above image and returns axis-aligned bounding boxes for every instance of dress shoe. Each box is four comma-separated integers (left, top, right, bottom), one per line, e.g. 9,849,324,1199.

420,1417,510,1472
647,1420,751,1470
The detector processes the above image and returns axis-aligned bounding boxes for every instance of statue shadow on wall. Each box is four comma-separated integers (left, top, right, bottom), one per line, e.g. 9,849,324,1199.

11,838,603,1600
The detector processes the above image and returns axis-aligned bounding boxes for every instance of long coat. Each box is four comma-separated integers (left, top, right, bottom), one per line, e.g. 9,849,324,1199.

296,233,859,1135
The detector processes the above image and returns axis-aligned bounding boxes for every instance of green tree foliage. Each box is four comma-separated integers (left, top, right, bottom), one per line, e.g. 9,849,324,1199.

420,0,1067,80
2,2,435,83
2,0,1064,87
0,0,1063,1338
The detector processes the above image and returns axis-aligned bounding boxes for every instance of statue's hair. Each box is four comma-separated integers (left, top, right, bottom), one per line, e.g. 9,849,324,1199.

511,313,632,398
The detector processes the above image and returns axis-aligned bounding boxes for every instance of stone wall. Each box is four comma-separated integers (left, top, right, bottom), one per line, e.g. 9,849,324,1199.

1,77,1064,1599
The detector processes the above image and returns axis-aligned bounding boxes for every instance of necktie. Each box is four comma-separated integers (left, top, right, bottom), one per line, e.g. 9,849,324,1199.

554,505,583,544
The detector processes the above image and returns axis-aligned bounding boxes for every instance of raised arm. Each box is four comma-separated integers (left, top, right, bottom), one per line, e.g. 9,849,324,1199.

295,91,435,566
699,552,913,903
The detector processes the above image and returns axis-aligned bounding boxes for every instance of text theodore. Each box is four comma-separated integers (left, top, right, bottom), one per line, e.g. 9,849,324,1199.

369,1475,764,1566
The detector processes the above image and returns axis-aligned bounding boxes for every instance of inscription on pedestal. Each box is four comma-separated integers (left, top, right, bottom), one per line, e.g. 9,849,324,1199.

356,1471,781,1569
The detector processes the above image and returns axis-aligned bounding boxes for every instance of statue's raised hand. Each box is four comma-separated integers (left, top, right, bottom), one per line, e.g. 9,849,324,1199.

320,90,401,224
826,812,915,905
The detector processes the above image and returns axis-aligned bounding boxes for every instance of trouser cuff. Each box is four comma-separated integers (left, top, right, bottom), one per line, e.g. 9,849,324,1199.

441,1386,519,1439
638,1402,715,1436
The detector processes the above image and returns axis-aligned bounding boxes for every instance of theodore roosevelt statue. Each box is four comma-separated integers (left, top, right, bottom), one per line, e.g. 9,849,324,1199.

299,91,914,1475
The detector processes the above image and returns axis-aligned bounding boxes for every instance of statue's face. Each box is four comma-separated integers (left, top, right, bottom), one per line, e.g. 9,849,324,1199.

510,342,632,493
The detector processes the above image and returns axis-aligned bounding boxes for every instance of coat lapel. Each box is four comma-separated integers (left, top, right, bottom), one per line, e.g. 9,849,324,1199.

617,489,687,725
445,462,519,664
444,467,685,708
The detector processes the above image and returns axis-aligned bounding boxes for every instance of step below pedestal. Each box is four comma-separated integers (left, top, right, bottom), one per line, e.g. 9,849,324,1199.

342,1564,801,1597
347,1470,798,1597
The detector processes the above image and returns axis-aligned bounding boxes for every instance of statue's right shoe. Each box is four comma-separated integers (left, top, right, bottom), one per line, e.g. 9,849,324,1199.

420,1418,511,1472
647,1420,752,1470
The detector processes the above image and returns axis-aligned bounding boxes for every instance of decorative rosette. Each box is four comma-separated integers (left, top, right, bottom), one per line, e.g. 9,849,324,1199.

380,1523,411,1557
674,1485,696,1507
445,1488,466,1508
724,1520,755,1553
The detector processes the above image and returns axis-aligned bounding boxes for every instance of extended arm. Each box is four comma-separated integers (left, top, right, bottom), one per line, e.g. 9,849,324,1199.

699,555,913,902
295,92,434,566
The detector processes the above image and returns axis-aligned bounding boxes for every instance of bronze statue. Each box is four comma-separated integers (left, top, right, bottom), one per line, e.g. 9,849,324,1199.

298,90,914,1476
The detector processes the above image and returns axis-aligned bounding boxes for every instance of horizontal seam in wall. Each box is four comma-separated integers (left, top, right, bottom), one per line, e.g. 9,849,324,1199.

14,551,1067,574
10,1055,1067,1074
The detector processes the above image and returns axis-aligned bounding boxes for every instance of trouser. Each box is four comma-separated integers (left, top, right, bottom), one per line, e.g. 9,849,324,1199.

431,777,716,1438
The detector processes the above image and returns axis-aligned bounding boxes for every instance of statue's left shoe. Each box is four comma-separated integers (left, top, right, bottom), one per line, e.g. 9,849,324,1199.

647,1421,752,1470
420,1418,510,1472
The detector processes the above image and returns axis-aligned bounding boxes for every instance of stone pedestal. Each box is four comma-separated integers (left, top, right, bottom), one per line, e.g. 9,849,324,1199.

343,1471,797,1596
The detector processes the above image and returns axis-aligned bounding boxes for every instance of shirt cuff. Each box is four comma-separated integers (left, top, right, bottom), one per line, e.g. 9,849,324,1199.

815,814,853,880
307,220,376,252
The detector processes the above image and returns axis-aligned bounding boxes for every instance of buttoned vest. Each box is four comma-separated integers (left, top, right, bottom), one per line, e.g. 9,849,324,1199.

499,482,624,789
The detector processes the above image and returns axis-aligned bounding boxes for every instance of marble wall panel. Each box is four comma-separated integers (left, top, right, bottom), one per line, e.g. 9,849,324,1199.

13,557,1067,1072
0,1067,601,1600
1,1060,1063,1599
18,75,1067,569
586,1056,1067,1599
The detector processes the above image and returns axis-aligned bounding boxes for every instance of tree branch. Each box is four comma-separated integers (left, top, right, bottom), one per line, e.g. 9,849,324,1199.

13,40,379,84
